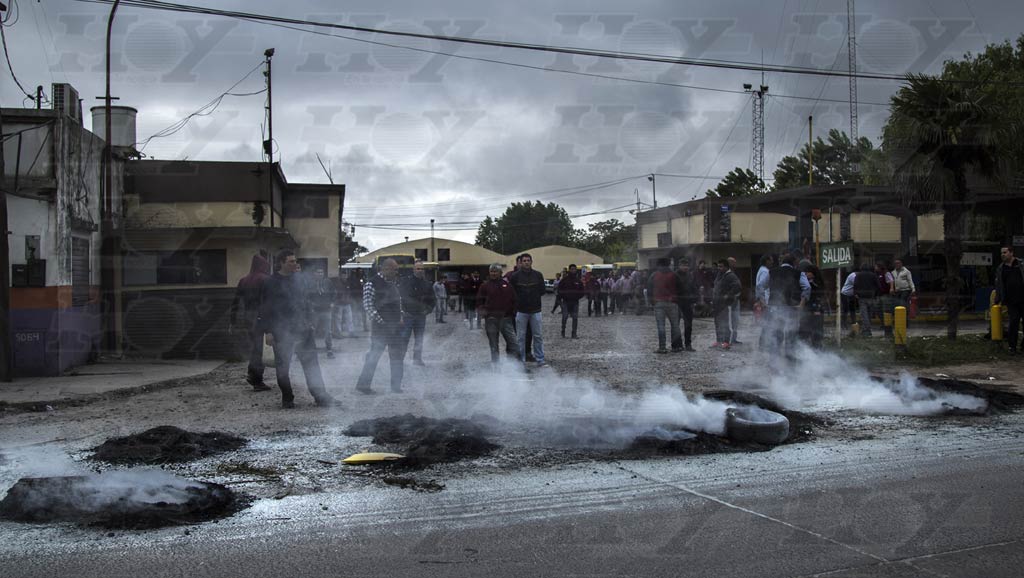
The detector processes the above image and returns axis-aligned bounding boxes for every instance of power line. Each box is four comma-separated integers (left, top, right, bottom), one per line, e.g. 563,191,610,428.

70,0,1014,86
0,8,35,102
134,60,265,151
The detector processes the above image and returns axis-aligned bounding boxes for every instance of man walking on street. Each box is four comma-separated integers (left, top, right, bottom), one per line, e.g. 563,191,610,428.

356,258,408,393
228,251,273,391
995,246,1024,354
765,254,809,356
649,258,682,354
464,271,483,328
853,263,879,337
558,264,585,338
551,272,563,314
892,258,915,310
509,253,547,366
400,260,435,366
257,250,340,408
309,268,335,359
433,277,448,323
711,259,741,349
673,258,698,351
726,257,742,344
477,264,519,363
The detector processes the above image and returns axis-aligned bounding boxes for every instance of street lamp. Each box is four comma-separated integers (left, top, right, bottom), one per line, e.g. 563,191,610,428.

647,174,657,210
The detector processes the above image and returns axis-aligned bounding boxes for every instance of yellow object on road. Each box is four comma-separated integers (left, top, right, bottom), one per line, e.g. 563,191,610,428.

991,305,1003,341
894,306,907,347
342,452,404,465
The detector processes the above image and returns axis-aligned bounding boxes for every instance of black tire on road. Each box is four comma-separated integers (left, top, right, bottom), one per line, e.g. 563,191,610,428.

725,406,790,445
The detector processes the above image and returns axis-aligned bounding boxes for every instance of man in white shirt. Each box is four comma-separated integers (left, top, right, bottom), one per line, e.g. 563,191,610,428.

892,259,916,309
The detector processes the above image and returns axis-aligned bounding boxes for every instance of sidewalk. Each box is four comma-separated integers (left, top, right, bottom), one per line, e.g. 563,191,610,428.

0,359,223,408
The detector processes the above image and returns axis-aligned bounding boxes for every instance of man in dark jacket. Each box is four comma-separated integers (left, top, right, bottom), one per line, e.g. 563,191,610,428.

673,258,698,351
356,258,407,393
509,253,547,366
995,246,1024,353
400,259,435,366
229,252,272,391
648,258,682,353
557,264,585,338
308,268,335,358
765,254,809,356
711,259,741,349
853,262,879,337
257,250,339,408
477,263,518,362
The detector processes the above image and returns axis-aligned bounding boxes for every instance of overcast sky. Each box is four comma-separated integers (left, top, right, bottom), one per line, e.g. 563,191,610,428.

3,0,1020,251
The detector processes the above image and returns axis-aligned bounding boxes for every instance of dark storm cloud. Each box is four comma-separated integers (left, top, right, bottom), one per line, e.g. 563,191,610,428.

2,0,1019,248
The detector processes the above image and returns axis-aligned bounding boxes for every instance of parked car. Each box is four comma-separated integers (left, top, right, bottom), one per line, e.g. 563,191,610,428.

544,279,555,293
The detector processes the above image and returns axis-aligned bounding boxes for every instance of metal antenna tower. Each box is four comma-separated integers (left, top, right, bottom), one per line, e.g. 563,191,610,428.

847,0,859,174
744,82,768,188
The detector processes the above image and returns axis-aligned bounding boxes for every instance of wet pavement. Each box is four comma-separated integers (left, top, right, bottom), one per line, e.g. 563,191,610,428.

0,297,1022,576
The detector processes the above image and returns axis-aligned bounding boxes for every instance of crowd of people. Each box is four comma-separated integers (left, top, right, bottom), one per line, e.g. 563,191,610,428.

228,245,1024,408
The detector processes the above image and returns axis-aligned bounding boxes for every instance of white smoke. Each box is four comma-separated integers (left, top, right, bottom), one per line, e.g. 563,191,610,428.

424,361,733,447
727,343,987,415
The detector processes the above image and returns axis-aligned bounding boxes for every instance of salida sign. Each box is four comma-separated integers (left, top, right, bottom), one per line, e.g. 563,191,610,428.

818,241,854,270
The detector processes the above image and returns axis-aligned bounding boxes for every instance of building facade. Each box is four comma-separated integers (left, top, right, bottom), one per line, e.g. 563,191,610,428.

2,85,123,376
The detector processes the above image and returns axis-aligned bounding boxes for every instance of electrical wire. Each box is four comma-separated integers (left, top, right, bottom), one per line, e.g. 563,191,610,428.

69,0,1017,86
0,11,35,102
134,61,265,151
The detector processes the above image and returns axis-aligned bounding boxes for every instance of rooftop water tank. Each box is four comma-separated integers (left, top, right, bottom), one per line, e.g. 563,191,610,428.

90,105,138,149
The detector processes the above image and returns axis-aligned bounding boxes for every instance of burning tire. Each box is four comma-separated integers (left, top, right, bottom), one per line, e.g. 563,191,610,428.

725,406,790,445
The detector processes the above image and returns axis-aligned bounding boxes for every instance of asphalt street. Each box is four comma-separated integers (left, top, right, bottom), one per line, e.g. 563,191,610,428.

2,420,1022,577
0,297,1021,577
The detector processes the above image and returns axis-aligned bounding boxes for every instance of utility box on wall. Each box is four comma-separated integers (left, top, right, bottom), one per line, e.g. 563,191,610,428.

12,261,46,287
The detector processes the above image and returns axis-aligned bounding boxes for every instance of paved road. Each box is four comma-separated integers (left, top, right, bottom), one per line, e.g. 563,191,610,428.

3,419,1021,578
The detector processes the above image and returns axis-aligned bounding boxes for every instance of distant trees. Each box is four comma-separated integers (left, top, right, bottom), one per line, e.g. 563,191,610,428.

475,201,576,255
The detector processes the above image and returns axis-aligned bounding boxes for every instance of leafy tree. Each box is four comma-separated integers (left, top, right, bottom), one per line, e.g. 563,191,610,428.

773,129,889,189
705,167,766,198
941,36,1024,177
882,74,1009,339
475,201,576,255
475,216,501,250
575,219,636,262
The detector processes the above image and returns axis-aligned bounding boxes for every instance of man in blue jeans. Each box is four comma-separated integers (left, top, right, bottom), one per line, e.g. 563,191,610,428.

509,253,546,366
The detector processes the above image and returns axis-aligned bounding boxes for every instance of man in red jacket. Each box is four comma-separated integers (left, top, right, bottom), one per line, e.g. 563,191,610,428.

228,251,273,391
557,264,585,338
477,263,518,363
648,258,682,353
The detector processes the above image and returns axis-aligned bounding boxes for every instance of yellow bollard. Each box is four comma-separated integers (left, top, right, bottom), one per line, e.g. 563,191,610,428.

991,305,1003,341
883,311,893,328
894,306,907,347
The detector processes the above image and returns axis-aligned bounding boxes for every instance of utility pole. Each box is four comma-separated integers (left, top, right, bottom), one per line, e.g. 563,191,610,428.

647,174,657,209
847,0,860,177
0,1,11,380
263,48,275,228
634,188,642,264
35,86,42,110
808,116,814,187
744,82,768,189
0,109,9,381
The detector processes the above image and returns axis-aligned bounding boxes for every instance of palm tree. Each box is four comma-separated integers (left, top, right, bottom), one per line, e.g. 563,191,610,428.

882,74,1008,339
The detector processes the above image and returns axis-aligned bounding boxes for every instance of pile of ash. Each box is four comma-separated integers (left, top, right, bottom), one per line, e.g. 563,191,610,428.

0,471,242,529
910,378,1023,415
91,426,247,465
344,414,500,468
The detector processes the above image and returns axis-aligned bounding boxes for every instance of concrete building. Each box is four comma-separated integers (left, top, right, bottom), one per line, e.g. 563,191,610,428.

2,84,125,376
356,238,603,280
636,184,1024,310
515,245,603,280
357,237,511,274
120,159,345,358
